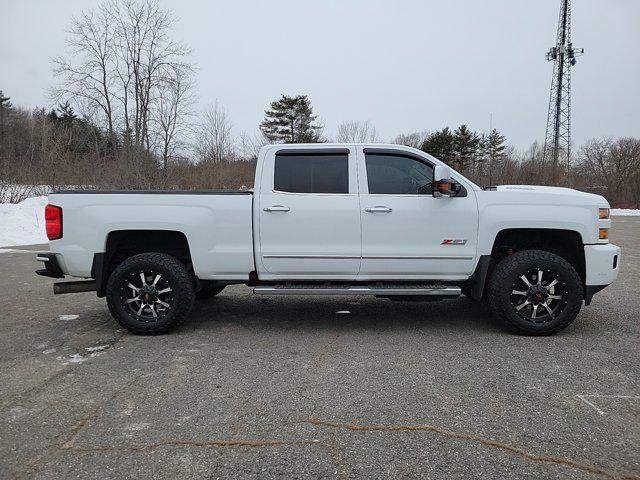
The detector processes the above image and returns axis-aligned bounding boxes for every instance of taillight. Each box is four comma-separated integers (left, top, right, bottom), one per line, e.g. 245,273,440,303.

45,205,63,240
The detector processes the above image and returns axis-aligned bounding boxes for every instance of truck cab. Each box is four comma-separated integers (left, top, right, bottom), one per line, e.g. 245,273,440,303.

255,145,477,281
37,143,621,336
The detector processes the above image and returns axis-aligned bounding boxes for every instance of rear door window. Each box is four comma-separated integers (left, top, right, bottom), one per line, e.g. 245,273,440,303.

274,153,349,194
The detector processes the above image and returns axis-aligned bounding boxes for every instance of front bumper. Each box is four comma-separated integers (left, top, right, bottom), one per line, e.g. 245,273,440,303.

35,253,65,278
583,243,620,304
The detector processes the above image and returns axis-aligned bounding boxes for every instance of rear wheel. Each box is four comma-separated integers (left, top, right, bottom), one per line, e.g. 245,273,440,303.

487,249,583,335
106,253,195,335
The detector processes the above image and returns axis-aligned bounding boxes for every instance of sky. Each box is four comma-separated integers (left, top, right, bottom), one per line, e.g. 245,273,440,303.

1,0,639,150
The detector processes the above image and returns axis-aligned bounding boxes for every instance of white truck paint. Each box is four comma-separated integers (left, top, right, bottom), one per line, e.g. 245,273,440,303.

38,143,621,335
48,192,254,280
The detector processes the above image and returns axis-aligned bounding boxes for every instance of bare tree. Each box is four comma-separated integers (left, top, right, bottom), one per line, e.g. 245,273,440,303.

238,129,268,161
113,0,191,151
196,101,235,163
336,120,380,143
53,3,117,137
154,63,195,174
579,137,640,207
392,130,430,149
54,0,192,156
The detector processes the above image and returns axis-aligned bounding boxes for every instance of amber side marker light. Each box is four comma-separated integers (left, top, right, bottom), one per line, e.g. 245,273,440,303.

599,228,609,240
599,208,610,219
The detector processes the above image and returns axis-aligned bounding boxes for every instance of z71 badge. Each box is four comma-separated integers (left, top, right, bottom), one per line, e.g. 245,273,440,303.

441,239,468,245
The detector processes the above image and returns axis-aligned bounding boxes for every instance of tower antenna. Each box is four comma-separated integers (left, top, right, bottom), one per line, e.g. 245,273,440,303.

543,0,584,185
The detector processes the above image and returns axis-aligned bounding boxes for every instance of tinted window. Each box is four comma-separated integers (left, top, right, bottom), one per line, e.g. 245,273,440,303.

274,154,349,194
365,154,434,194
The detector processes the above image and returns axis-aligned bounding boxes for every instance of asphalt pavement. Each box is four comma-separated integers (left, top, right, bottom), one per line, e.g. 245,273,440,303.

1,218,638,479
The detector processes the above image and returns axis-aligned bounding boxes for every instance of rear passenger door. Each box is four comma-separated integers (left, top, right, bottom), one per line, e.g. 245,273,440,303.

257,147,361,279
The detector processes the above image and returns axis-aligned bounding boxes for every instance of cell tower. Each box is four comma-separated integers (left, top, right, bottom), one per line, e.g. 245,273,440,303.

543,0,583,184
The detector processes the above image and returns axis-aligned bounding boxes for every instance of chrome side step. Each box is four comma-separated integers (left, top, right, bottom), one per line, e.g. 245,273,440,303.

253,284,461,296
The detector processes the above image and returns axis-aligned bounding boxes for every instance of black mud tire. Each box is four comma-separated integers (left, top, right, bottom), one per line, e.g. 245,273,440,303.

487,249,583,335
195,282,225,300
106,253,195,335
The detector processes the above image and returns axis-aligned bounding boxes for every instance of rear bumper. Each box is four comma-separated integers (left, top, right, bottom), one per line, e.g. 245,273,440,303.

35,253,65,278
583,243,620,305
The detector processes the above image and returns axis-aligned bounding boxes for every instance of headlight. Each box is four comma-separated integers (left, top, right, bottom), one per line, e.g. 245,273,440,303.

599,208,610,219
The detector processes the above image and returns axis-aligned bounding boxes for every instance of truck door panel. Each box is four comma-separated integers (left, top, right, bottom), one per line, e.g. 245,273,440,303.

257,148,361,278
356,147,479,279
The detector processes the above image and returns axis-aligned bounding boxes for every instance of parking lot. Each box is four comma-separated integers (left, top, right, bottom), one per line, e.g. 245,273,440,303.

1,217,638,480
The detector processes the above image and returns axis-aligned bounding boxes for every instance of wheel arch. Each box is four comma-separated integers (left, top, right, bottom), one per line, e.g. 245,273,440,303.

94,230,193,297
467,228,586,301
490,228,585,280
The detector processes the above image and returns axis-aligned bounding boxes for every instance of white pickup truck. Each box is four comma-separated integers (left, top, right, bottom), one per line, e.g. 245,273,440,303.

36,143,620,335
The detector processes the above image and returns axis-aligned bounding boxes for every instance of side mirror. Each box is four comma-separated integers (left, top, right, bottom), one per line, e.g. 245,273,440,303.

432,165,458,197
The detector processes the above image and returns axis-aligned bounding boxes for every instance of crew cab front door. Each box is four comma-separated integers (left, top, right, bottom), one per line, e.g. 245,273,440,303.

356,147,478,279
257,148,361,279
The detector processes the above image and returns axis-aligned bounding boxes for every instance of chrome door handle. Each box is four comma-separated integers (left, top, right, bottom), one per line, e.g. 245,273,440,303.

263,205,290,212
365,206,393,213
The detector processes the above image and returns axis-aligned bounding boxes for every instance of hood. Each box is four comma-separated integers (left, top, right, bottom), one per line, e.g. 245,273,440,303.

492,185,609,206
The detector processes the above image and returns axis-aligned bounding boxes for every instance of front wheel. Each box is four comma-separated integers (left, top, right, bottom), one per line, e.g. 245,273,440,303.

106,253,195,335
487,250,584,335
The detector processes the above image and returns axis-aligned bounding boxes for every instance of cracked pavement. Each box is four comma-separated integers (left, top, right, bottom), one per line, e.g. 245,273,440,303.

0,218,639,479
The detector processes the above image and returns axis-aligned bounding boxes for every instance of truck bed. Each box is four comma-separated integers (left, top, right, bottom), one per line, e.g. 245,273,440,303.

47,190,255,280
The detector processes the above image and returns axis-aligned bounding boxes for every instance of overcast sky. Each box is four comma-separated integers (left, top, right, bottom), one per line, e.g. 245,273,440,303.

1,0,638,149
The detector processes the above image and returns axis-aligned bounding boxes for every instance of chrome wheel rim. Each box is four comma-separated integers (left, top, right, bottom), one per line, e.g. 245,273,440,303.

510,268,568,323
121,270,173,322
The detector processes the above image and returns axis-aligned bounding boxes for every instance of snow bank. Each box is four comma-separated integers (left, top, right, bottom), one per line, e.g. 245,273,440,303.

611,208,640,216
0,196,48,247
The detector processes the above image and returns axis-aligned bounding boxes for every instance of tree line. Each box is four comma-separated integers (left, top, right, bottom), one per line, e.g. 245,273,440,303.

1,0,639,208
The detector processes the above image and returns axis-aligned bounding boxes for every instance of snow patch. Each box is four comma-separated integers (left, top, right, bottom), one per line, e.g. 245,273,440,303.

85,345,109,352
0,196,48,247
42,348,56,355
57,344,112,365
58,314,79,321
67,353,87,364
336,310,351,314
611,208,640,216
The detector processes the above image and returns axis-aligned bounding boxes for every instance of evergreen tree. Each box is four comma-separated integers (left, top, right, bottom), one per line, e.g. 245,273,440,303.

45,101,109,158
420,127,456,165
487,128,506,185
0,90,12,110
474,132,489,176
48,102,77,125
452,124,479,172
0,91,14,154
260,94,322,143
58,101,77,124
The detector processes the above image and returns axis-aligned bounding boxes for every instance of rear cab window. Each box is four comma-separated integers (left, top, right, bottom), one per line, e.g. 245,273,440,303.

274,152,349,194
